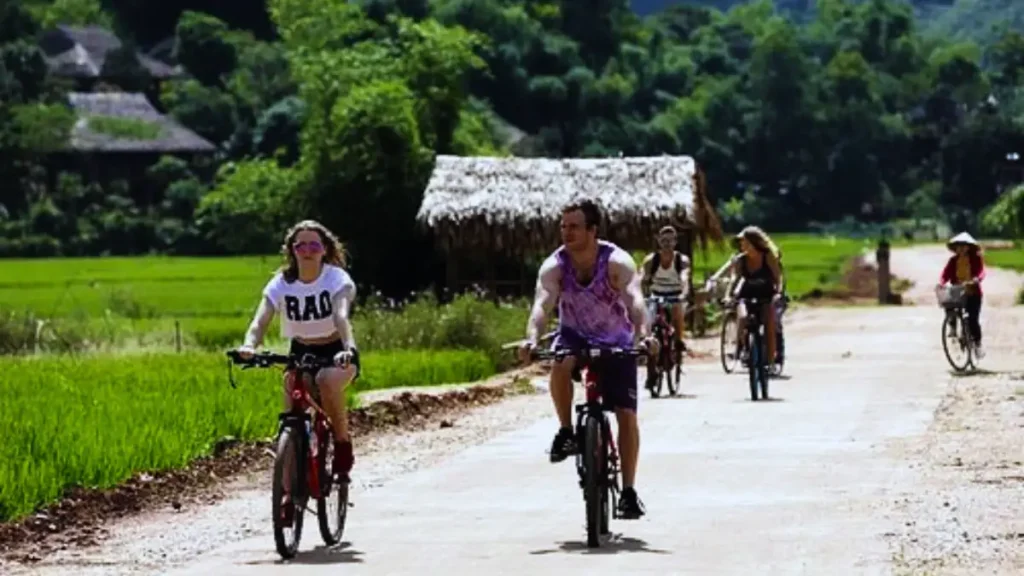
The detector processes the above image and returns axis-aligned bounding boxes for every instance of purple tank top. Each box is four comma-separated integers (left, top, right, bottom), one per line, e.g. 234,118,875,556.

556,241,635,348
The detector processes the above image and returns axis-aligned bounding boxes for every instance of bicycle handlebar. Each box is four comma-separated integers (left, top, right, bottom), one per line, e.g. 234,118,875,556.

225,350,337,388
530,346,646,362
646,295,683,305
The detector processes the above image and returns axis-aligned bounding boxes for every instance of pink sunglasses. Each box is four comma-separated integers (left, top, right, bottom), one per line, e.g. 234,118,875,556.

293,240,324,253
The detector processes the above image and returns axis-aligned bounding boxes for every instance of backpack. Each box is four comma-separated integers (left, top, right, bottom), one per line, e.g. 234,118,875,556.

646,251,686,279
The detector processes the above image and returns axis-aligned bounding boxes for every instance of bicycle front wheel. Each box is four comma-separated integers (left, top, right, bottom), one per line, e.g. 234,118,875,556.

317,435,349,546
941,313,970,372
664,344,680,396
748,329,761,401
272,426,305,559
720,311,740,374
583,414,605,548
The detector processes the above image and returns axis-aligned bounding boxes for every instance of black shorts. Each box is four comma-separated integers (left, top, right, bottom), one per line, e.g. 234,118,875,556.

552,327,638,413
289,339,361,379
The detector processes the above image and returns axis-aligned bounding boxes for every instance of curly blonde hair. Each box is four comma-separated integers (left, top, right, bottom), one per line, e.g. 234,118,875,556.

279,220,347,282
736,225,779,258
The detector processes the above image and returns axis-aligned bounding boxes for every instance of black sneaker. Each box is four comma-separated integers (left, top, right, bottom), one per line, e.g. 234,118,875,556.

617,487,646,520
549,426,577,463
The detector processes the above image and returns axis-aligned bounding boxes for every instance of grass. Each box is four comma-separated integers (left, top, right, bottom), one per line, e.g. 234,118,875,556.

86,116,163,140
974,243,1024,304
982,245,1024,271
0,234,868,318
0,348,494,522
0,255,279,318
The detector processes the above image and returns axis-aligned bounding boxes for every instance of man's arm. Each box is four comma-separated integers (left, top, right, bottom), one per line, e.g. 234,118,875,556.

609,248,650,340
638,253,654,296
526,255,562,343
677,253,691,296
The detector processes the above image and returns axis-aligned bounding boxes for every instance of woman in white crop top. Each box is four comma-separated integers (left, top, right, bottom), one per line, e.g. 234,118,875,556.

235,220,360,496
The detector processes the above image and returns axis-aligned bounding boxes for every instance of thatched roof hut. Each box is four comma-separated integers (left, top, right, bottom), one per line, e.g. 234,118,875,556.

67,92,216,153
40,26,180,79
417,155,723,257
417,154,723,299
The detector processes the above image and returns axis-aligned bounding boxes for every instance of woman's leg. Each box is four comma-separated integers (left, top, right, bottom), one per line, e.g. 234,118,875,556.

317,365,358,477
735,301,748,358
763,301,776,364
966,294,982,347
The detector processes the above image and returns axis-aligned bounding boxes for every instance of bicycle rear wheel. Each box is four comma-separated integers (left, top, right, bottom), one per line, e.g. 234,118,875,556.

272,426,305,559
941,312,970,372
583,414,604,548
317,434,349,546
720,312,740,374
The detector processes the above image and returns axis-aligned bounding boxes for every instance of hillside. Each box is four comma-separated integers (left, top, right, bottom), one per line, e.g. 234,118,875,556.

631,1,1017,45
2,0,1024,295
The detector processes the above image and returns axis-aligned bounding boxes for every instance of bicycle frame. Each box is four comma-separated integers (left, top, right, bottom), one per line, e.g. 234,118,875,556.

282,368,334,499
580,367,619,453
573,362,621,517
742,299,767,358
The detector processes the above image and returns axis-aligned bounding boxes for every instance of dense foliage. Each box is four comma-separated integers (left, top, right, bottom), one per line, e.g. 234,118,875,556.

1,0,1023,295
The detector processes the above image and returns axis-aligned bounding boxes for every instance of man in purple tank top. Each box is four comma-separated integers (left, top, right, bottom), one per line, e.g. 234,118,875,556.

518,200,657,519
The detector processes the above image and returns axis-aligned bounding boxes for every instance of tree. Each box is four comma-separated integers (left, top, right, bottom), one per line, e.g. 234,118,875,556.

174,12,238,87
196,159,304,253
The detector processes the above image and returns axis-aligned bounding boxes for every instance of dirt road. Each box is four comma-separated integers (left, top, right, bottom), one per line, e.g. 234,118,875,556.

4,246,1021,575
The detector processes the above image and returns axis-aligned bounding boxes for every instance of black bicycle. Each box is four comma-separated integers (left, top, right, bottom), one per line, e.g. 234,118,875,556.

226,350,350,560
936,284,977,372
739,297,771,401
645,295,683,398
531,346,644,548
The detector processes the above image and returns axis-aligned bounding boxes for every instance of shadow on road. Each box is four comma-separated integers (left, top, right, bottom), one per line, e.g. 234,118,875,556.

245,542,365,566
658,393,698,400
529,534,670,556
949,368,1024,379
731,397,786,403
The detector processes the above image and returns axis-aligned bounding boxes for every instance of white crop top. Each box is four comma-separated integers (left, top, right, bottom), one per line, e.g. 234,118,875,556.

262,264,356,340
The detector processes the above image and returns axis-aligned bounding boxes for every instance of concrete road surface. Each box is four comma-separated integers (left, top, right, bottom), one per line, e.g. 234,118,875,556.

162,305,947,575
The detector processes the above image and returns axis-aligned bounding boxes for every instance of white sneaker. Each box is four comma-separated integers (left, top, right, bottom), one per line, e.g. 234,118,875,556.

974,345,985,359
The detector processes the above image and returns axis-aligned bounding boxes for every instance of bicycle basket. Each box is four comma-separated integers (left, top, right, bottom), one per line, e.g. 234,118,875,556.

935,285,965,308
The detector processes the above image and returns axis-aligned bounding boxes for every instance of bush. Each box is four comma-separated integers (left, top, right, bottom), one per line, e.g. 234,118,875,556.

355,292,528,368
980,184,1024,238
0,308,95,355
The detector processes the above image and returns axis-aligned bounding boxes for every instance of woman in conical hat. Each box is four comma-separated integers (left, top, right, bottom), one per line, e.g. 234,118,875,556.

938,232,986,358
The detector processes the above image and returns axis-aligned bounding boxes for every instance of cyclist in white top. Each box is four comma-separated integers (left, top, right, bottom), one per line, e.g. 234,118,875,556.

639,225,690,353
234,220,359,510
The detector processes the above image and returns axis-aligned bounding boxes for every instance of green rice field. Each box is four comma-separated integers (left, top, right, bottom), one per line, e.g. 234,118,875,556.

0,348,494,522
983,245,1024,271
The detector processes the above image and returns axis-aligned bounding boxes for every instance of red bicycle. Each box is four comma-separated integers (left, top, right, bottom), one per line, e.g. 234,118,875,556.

530,346,644,548
227,350,349,560
645,295,683,397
